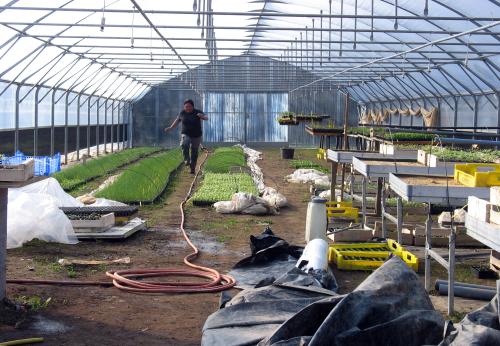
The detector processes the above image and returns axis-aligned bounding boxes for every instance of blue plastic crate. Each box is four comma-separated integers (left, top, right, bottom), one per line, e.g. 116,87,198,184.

5,151,61,176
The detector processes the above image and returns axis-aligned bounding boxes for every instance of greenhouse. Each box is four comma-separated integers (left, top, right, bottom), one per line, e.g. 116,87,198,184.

0,1,499,345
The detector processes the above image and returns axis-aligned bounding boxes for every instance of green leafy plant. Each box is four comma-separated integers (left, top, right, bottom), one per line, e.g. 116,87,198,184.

53,147,161,191
424,147,500,163
191,172,258,206
95,149,183,202
13,295,52,311
204,147,246,173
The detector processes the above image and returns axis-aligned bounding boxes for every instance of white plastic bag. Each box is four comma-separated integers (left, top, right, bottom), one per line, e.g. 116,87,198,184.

262,187,288,208
7,190,78,249
214,201,235,214
241,204,270,215
232,192,257,211
17,177,82,207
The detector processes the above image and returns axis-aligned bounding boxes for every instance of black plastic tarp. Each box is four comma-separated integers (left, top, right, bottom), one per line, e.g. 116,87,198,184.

202,256,446,346
439,291,500,345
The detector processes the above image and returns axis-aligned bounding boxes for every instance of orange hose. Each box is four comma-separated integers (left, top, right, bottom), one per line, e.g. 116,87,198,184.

9,150,236,293
105,150,236,293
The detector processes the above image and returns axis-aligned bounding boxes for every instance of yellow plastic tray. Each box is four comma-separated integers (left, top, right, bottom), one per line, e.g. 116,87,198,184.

327,206,359,222
326,201,353,208
328,240,418,271
454,163,500,187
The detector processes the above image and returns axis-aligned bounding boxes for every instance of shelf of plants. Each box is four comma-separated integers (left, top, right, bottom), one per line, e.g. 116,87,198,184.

94,148,183,204
191,172,259,206
53,147,161,191
423,147,500,163
305,124,343,136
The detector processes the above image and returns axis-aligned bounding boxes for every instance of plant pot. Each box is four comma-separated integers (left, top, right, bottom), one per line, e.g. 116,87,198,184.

281,148,295,160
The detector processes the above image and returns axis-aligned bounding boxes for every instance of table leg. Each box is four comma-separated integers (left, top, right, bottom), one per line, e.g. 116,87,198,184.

0,188,7,301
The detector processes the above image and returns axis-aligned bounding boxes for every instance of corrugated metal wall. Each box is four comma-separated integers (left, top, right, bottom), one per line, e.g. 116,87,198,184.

203,92,288,143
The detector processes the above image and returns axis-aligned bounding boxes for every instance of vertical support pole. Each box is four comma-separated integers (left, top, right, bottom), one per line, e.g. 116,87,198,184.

111,100,114,153
14,85,20,153
116,101,120,150
96,98,100,156
34,87,40,156
87,96,91,157
330,161,338,202
361,175,367,229
50,90,55,156
448,225,456,316
375,177,383,217
340,163,346,202
349,165,355,199
472,96,478,141
396,196,403,244
155,88,160,146
381,178,387,237
104,99,108,153
64,92,69,164
0,188,7,301
122,102,126,150
127,104,133,148
76,94,81,161
425,203,432,292
342,93,349,150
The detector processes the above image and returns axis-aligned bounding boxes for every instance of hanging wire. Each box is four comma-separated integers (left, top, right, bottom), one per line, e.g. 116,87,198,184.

394,0,399,30
370,0,374,41
354,0,357,49
424,0,429,16
340,0,343,56
193,0,197,11
328,0,332,61
201,0,206,38
130,6,135,48
149,26,153,61
464,34,471,67
100,0,106,32
320,10,323,67
161,41,165,69
312,18,315,70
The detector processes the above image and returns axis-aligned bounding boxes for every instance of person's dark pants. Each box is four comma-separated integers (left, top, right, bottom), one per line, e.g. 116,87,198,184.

180,134,201,171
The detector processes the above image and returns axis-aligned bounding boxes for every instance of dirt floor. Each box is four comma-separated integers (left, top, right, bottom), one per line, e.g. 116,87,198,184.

1,148,497,345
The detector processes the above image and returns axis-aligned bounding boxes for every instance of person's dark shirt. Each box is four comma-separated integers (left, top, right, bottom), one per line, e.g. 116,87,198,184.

178,108,203,137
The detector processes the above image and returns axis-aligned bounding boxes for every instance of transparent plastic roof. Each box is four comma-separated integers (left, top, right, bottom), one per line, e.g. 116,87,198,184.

0,0,498,102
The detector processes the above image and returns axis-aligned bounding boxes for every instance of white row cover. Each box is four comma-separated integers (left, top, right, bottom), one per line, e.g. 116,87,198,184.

0,1,497,102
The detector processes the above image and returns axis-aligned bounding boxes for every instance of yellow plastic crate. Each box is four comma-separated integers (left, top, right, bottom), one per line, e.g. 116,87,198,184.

328,240,418,271
326,201,353,208
454,163,500,187
316,148,327,160
327,206,359,222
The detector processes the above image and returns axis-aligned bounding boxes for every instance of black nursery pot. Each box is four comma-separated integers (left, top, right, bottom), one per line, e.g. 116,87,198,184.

281,148,295,159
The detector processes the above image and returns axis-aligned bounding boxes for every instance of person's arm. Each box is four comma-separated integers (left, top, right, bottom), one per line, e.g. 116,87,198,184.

164,116,181,132
196,111,208,121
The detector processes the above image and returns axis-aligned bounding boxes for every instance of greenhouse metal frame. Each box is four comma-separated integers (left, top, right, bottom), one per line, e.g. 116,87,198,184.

0,0,498,154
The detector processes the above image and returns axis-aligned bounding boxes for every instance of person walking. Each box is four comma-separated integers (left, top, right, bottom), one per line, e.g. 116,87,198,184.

164,99,208,174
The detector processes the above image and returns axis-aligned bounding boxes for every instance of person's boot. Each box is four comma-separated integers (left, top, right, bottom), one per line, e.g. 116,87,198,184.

184,160,190,166
190,164,196,174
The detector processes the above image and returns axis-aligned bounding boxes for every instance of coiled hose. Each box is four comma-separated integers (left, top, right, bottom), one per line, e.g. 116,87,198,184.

8,150,236,293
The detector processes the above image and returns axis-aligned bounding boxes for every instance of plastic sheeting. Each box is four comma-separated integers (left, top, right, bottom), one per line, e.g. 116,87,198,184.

439,293,500,345
203,256,446,346
286,169,330,189
7,189,78,249
7,177,126,248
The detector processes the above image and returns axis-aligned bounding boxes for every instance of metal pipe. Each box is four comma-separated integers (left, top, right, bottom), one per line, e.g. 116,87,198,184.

436,283,496,301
